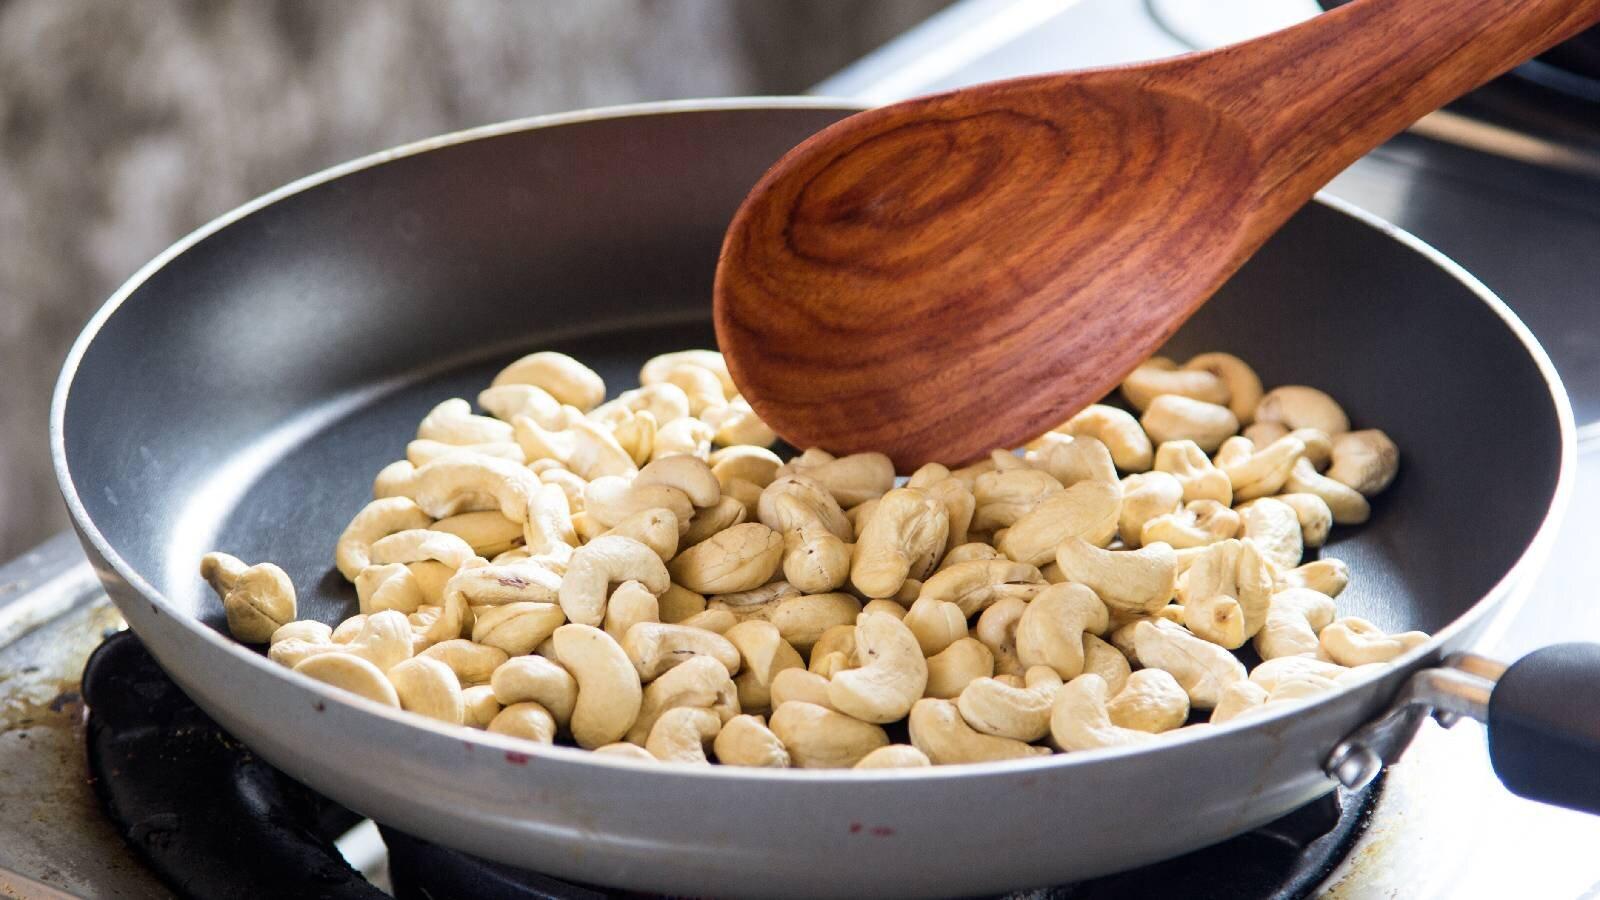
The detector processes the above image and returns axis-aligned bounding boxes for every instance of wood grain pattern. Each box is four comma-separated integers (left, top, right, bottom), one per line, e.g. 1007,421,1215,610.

715,0,1600,470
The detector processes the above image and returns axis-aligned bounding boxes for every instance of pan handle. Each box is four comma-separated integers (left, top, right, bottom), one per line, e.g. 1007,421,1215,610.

1325,647,1600,817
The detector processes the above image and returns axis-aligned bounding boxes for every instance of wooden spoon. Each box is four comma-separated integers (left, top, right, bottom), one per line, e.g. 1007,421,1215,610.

714,0,1600,470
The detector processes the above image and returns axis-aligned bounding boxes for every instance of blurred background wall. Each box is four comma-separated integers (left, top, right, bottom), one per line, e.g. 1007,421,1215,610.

0,0,944,561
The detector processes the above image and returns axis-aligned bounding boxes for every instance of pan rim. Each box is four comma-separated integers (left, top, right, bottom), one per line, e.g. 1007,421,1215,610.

49,98,1576,783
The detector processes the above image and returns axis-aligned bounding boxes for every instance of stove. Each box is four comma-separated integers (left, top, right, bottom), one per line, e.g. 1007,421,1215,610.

7,2,1600,897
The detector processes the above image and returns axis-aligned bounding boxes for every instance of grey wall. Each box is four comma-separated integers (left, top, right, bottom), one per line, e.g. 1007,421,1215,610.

0,0,944,561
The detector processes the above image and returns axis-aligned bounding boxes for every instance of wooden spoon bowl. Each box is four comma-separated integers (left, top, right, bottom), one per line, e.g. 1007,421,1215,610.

715,0,1600,470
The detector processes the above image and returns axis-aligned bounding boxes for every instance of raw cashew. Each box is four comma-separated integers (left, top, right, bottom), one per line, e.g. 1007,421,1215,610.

782,452,895,508
770,593,862,654
429,510,524,559
1105,668,1189,733
809,625,857,677
909,698,1050,764
853,745,931,769
492,351,605,411
602,580,660,643
759,474,853,542
590,382,691,429
975,595,1028,676
479,383,564,428
641,350,735,396
444,559,561,608
714,715,790,767
712,580,799,610
1277,558,1351,596
678,609,738,633
418,398,514,446
682,497,748,549
1121,361,1230,413
769,701,889,768
762,491,852,593
294,653,401,707
710,445,783,489
560,535,670,627
1050,674,1162,751
1254,386,1349,436
924,638,996,699
1237,497,1304,571
1249,655,1348,691
957,666,1062,742
827,612,928,723
461,684,502,728
996,480,1121,566
1141,499,1240,550
1082,633,1132,696
850,488,949,598
400,455,543,523
406,438,524,464
1015,583,1109,679
634,455,720,508
1132,619,1246,708
1117,471,1183,548
387,656,465,724
420,639,509,685
1252,588,1337,660
657,364,726,416
1327,429,1400,496
369,530,478,574
1285,458,1370,524
201,552,297,643
650,416,715,461
491,655,578,725
937,542,1004,571
514,413,636,480
1277,493,1333,548
1054,538,1176,616
917,473,976,550
1141,395,1239,453
1184,353,1263,424
702,396,777,448
488,702,558,745
724,620,804,714
1056,404,1153,471
1154,440,1232,505
973,468,1063,533
584,476,694,532
1028,437,1117,488
1209,681,1270,724
625,655,740,744
592,742,657,762
1219,434,1306,502
769,668,835,711
1177,539,1273,649
472,600,566,655
599,508,680,563
919,559,1046,618
668,523,783,594
901,592,969,660
336,497,435,580
657,583,707,624
862,599,907,620
1320,617,1429,665
552,624,642,749
623,622,742,681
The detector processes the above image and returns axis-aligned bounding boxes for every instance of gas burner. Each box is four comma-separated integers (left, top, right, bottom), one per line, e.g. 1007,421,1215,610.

81,631,1379,900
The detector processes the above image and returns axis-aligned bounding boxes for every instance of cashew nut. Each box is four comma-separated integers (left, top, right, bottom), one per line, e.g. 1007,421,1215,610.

1027,436,1117,488
972,468,1063,533
667,522,782,594
853,744,931,769
1277,557,1351,597
766,493,851,593
903,596,968,657
770,593,862,655
1237,496,1304,571
1054,538,1176,616
625,655,740,744
428,510,524,559
850,487,949,598
780,452,895,508
1121,360,1230,413
957,666,1062,742
650,416,715,462
827,612,928,723
924,638,996,699
514,412,637,480
1105,668,1189,733
399,455,543,523
461,684,502,728
996,480,1120,566
201,552,298,643
641,350,734,396
1141,499,1240,550
909,698,1050,764
702,395,777,448
560,535,670,627
1320,617,1429,665
713,714,790,767
1082,632,1132,696
291,651,400,707
724,620,804,714
420,639,509,685
974,595,1027,676
488,702,558,745
622,622,742,681
1209,680,1270,724
1285,457,1370,524
590,382,691,428
490,655,578,725
1219,434,1307,502
769,668,835,711
937,542,1004,571
1140,395,1239,453
336,497,435,580
1251,588,1337,660
1117,471,1183,548
584,476,694,532
551,624,642,749
1183,352,1263,423
1056,404,1153,471
1132,619,1246,708
1254,386,1349,436
1327,429,1400,496
602,580,660,644
682,497,748,549
387,656,465,724
418,398,514,445
1176,538,1273,649
1277,493,1333,549
1049,674,1162,751
710,445,783,489
1247,655,1348,692
479,383,564,428
918,559,1046,618
1154,440,1232,505
1015,583,1110,679
492,351,605,411
769,701,889,768
471,600,566,657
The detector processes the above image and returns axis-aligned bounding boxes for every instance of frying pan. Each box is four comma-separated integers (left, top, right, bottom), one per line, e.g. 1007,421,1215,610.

49,99,1599,897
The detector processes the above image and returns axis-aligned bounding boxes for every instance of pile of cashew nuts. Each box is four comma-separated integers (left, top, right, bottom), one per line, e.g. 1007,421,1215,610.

201,348,1424,768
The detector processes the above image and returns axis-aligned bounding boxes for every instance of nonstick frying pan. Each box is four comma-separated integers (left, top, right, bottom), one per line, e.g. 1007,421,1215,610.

50,99,1597,897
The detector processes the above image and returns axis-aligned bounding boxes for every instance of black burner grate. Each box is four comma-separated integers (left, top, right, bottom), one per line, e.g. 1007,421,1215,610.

82,631,1378,900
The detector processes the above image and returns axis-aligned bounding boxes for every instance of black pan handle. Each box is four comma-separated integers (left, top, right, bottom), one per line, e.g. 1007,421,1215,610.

1486,643,1600,815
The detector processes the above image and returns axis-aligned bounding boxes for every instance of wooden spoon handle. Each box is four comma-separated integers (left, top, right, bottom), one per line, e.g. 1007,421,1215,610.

1178,0,1600,218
